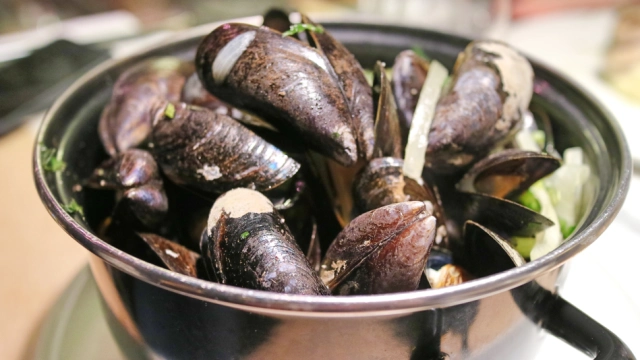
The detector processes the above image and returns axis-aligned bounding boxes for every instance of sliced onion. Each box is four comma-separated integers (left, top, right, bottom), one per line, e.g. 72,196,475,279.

403,60,448,180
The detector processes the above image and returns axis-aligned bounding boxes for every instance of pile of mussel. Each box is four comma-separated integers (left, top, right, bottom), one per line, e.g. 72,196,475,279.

87,10,564,296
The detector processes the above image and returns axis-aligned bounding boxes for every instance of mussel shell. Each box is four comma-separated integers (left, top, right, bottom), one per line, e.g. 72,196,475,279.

353,157,446,228
99,57,191,156
320,201,436,295
262,8,294,33
301,14,375,160
201,188,329,295
181,72,277,131
372,61,402,159
392,50,429,144
459,221,525,278
138,233,200,277
425,41,534,173
461,192,554,237
86,149,168,229
456,149,561,199
196,23,359,166
151,102,300,193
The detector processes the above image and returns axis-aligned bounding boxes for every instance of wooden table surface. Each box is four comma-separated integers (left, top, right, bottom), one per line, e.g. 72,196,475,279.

0,121,88,360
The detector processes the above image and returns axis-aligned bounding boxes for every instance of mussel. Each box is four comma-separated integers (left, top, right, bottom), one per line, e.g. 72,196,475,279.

201,188,329,295
138,233,200,277
86,149,168,229
320,201,436,295
150,102,300,193
425,41,534,173
195,23,360,166
99,57,191,156
392,50,429,144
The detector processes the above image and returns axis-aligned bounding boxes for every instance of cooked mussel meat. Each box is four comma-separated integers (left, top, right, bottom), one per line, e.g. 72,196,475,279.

201,188,329,295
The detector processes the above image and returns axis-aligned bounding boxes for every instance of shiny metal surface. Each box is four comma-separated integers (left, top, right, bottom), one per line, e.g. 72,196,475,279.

33,17,632,359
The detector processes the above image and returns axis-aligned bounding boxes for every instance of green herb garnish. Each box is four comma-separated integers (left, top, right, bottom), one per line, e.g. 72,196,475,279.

282,23,324,38
411,45,429,61
332,132,340,139
164,103,176,119
40,144,66,172
62,199,84,216
240,231,250,240
517,190,541,213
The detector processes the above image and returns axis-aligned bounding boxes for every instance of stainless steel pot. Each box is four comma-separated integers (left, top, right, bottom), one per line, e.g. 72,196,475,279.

34,17,634,360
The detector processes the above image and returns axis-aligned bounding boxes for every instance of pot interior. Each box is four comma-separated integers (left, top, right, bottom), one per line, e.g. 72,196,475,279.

35,21,629,312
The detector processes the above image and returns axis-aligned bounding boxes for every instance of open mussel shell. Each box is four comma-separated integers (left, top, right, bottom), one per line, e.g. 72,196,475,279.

320,201,436,295
425,41,534,173
301,14,375,160
99,57,192,156
201,188,329,295
195,23,359,166
391,49,429,144
138,233,200,277
456,149,561,199
371,61,403,159
151,102,300,194
461,191,553,237
458,221,526,278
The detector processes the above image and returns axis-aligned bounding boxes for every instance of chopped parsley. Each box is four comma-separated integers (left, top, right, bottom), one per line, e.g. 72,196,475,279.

240,231,250,240
332,132,340,139
164,103,176,119
62,199,84,216
40,144,66,172
282,23,324,38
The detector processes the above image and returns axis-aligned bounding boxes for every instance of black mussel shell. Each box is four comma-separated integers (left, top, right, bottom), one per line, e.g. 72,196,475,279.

456,149,561,199
371,61,402,159
458,221,526,277
99,57,192,156
196,23,359,166
151,102,300,194
86,149,168,229
301,14,375,160
425,41,534,173
138,233,200,277
461,192,554,237
320,201,436,295
392,50,429,144
201,188,329,295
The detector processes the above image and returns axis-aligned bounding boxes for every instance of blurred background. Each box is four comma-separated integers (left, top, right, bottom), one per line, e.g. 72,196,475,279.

2,1,640,359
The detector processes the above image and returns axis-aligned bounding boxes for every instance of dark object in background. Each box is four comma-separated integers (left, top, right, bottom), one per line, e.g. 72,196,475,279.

0,39,108,135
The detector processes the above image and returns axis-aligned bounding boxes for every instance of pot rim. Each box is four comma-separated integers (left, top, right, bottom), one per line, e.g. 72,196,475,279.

33,16,631,316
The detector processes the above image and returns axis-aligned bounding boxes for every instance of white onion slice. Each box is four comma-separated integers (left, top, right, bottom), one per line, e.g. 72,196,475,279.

403,60,448,180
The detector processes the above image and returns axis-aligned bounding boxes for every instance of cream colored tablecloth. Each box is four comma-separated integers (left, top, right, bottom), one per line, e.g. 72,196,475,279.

0,121,87,360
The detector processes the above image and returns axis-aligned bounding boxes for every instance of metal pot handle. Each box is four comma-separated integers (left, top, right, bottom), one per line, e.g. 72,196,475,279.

540,294,634,360
513,282,635,359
